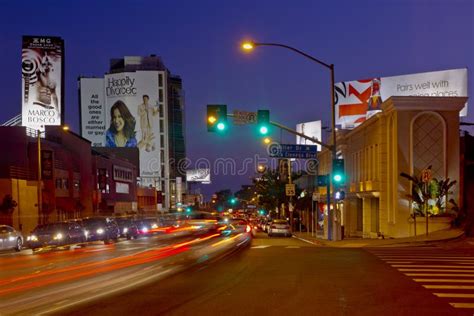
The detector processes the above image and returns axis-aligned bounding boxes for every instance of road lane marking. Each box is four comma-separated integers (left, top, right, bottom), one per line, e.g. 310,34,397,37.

251,245,271,249
398,269,474,272
386,262,413,264
424,285,474,289
406,273,474,277
434,293,474,298
382,258,474,262
449,303,474,308
414,279,474,283
285,246,300,249
393,265,474,268
378,256,474,259
292,236,320,246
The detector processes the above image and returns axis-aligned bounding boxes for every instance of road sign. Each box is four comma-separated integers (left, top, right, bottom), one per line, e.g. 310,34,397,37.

268,143,318,159
312,192,320,201
421,168,432,183
285,184,296,196
233,110,257,125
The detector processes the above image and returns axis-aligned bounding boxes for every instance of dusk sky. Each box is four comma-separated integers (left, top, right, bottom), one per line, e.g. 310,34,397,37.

1,0,473,198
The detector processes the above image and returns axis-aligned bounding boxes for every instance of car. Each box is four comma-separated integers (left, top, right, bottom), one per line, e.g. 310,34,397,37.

133,218,160,236
115,217,139,240
27,222,87,250
268,219,292,237
263,219,273,233
0,225,23,251
81,217,120,244
219,218,253,237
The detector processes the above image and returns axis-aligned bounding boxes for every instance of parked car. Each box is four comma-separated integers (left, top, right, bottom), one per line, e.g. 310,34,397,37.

115,217,139,240
263,219,273,233
0,225,23,251
81,217,120,244
268,219,292,237
27,222,87,250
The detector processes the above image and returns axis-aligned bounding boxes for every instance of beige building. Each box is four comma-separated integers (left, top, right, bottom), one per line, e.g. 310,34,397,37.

317,96,467,238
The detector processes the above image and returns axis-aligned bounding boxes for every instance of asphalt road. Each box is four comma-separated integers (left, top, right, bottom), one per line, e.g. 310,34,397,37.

59,233,469,316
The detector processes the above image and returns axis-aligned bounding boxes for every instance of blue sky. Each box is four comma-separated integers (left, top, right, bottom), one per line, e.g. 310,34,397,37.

1,0,473,197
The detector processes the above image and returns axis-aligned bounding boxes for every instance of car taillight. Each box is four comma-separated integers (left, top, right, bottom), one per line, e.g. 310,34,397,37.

246,225,251,233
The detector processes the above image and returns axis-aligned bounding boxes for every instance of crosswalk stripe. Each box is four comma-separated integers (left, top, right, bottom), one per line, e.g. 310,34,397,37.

424,285,474,289
434,293,474,298
449,303,474,308
382,258,474,262
406,273,474,277
393,265,474,268
415,279,474,283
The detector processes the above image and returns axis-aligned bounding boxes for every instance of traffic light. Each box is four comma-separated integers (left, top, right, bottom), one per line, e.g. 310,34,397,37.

257,110,270,136
207,104,227,132
332,159,345,185
229,198,237,205
185,206,192,213
335,190,346,201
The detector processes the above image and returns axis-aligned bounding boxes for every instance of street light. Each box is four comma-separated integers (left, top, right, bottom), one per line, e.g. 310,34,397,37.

241,40,338,240
36,125,69,224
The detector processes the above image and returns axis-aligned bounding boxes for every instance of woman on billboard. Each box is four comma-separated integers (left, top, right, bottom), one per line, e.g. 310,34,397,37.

105,100,137,147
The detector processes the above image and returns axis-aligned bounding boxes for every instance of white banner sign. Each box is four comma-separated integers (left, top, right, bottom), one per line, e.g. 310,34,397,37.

296,120,322,151
186,169,211,182
335,68,468,129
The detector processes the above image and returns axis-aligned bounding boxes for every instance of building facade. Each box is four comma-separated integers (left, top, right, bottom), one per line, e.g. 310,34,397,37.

317,96,466,239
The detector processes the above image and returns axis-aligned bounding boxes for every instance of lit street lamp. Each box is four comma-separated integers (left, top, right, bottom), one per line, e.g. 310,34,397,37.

241,40,338,240
36,125,70,225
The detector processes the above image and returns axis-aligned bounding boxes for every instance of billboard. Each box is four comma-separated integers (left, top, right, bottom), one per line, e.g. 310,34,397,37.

296,120,322,151
335,68,468,129
22,36,64,130
104,71,161,179
80,78,106,146
186,169,211,183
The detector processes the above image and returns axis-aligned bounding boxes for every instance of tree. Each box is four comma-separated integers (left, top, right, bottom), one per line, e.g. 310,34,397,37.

400,166,457,217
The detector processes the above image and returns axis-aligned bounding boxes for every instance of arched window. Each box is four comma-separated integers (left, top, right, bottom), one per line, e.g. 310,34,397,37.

410,112,446,179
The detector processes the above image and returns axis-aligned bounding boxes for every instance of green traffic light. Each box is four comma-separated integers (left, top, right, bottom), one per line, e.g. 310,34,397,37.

230,198,237,204
259,125,269,135
186,207,192,213
217,122,226,131
333,174,342,182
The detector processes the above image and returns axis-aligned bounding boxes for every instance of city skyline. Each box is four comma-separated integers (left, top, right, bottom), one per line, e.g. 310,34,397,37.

1,0,473,197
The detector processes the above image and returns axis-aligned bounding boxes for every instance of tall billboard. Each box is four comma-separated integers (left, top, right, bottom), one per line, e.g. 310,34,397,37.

22,36,64,130
79,71,162,179
296,120,322,151
80,78,106,146
186,169,211,183
335,68,468,129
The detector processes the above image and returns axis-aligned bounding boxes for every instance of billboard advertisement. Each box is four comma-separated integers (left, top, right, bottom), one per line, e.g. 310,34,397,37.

80,78,106,146
186,169,211,183
335,68,468,129
104,71,160,179
296,120,322,151
22,36,64,130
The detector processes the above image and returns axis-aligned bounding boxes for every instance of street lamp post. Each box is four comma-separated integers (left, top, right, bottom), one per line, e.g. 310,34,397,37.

242,41,338,240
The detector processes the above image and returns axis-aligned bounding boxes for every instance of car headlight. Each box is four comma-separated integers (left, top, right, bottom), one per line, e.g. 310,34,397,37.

84,230,89,237
28,235,38,241
53,233,63,240
151,224,158,229
9,236,16,241
123,228,128,233
142,227,149,233
96,228,104,234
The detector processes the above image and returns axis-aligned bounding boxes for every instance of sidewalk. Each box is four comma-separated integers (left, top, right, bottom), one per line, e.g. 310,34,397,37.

293,228,465,248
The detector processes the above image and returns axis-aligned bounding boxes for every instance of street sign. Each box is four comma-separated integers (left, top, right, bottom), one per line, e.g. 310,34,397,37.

233,110,257,125
285,183,296,196
421,168,432,183
312,192,320,201
268,143,318,159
